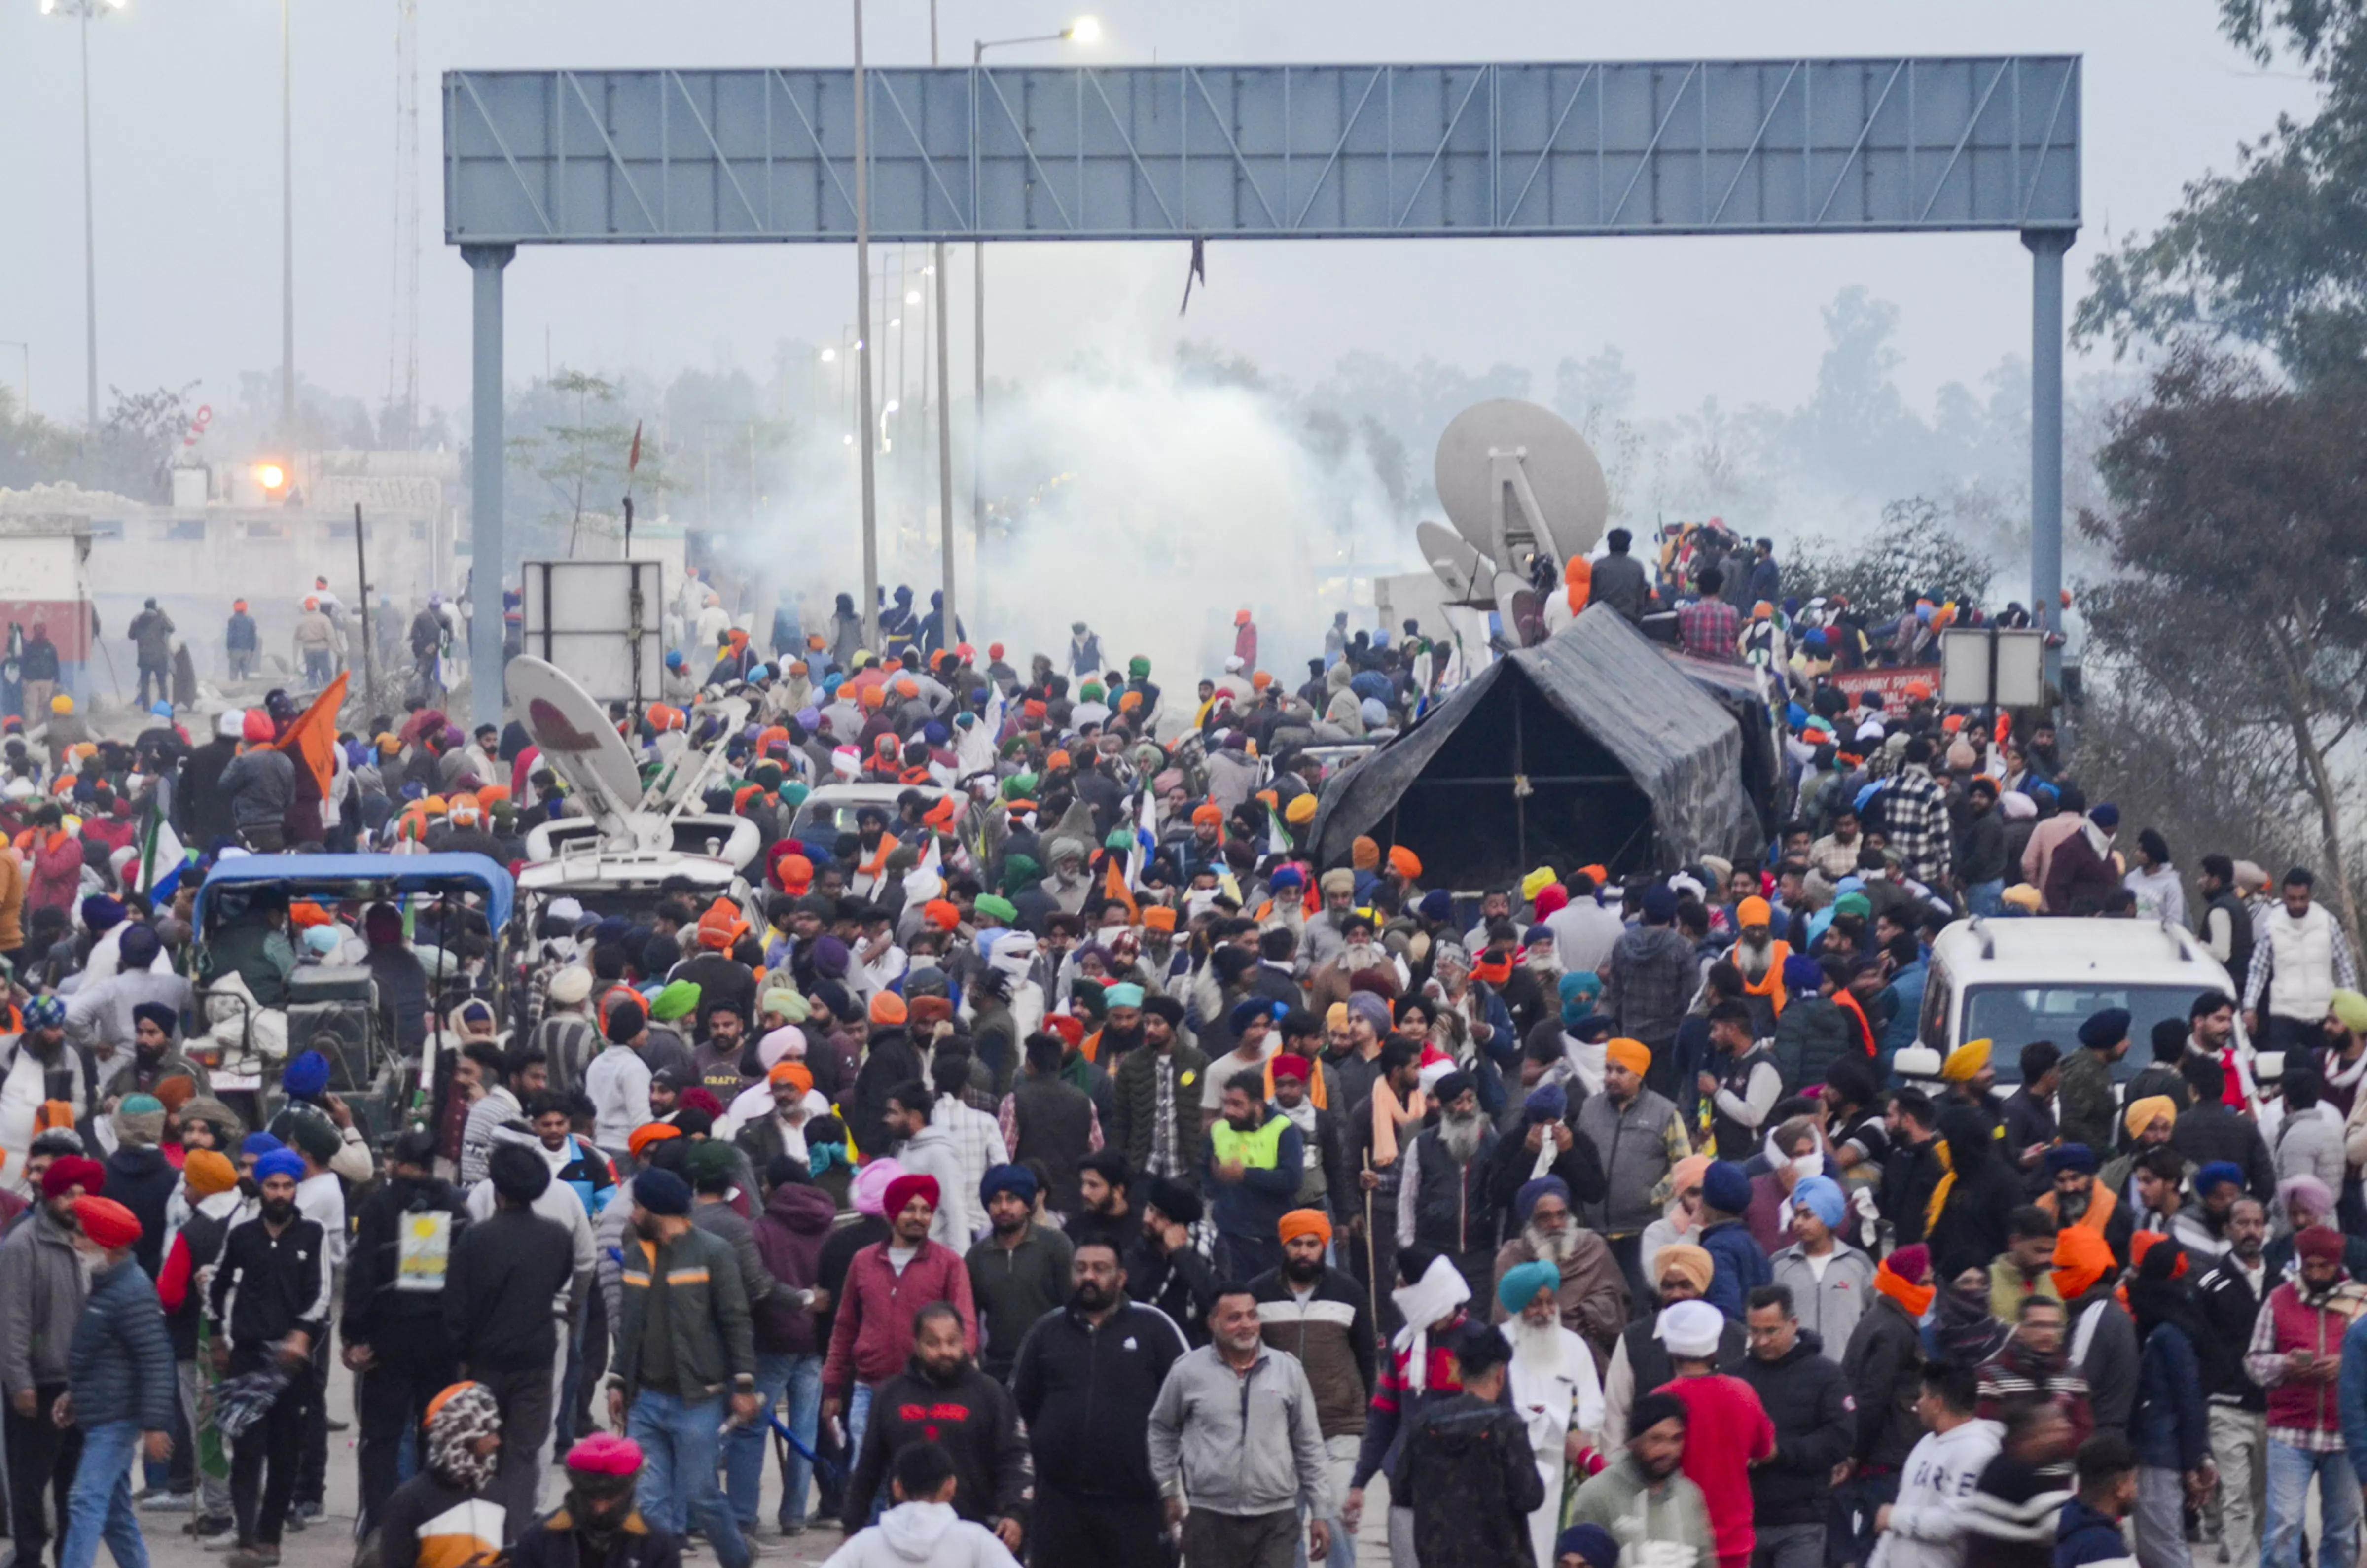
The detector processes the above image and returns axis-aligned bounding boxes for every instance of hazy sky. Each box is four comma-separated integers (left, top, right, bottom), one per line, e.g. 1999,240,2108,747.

0,0,2315,435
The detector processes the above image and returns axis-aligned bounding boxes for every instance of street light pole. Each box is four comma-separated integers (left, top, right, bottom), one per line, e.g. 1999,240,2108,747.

969,20,1095,626
852,0,879,651
930,0,956,644
281,0,295,437
49,0,115,434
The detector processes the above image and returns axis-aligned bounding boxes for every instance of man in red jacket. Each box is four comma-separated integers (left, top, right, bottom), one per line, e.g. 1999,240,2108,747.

1653,1297,1775,1568
820,1171,978,1480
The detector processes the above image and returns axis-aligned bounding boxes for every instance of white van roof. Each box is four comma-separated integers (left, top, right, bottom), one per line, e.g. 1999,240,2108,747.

1930,916,2232,989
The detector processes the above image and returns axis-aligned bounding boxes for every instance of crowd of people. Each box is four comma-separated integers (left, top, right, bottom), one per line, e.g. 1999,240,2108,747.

0,540,2354,1568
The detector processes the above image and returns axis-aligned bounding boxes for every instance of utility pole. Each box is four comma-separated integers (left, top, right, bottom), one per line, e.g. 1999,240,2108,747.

853,0,879,651
281,0,296,437
931,1,956,641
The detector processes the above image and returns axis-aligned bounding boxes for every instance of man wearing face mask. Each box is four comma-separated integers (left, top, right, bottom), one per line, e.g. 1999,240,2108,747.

208,1150,328,1568
366,1381,505,1568
58,1195,175,1568
510,1434,674,1568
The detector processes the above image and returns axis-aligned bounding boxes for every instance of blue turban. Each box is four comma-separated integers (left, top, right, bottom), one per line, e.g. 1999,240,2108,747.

1559,971,1601,1030
1103,983,1146,1009
253,1149,306,1184
240,1132,286,1159
282,1051,331,1099
1496,1258,1561,1314
23,995,66,1030
2078,1008,2132,1050
2044,1143,2097,1176
1227,997,1285,1036
80,895,125,932
1782,955,1826,995
1418,889,1455,923
1522,1083,1568,1124
2196,1161,2245,1194
1793,1175,1848,1230
1702,1160,1753,1215
1269,865,1304,891
1557,1525,1620,1568
978,1164,1037,1208
1641,885,1679,923
1514,1175,1571,1223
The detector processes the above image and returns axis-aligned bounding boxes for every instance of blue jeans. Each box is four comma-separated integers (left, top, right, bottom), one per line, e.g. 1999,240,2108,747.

2265,1439,2358,1568
627,1390,751,1568
846,1382,876,1481
723,1352,815,1529
776,1355,824,1528
62,1421,148,1568
1967,879,2005,917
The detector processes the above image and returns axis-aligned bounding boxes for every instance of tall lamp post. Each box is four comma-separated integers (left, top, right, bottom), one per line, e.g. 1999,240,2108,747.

852,0,880,649
41,0,123,438
971,16,1096,626
280,0,295,436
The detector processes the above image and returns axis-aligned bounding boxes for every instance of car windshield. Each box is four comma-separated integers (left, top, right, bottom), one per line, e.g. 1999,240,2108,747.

1962,982,2216,1085
791,797,933,841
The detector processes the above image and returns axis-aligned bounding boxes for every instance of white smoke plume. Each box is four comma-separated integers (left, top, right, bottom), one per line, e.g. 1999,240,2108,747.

733,352,1412,685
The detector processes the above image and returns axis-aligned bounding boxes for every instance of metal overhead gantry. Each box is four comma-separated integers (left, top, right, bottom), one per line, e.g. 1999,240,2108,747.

446,55,2081,724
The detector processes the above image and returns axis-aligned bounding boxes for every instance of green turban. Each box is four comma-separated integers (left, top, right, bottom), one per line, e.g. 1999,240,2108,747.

649,979,703,1022
1128,656,1150,679
973,893,1017,925
1002,854,1043,893
1832,891,1873,920
779,782,810,808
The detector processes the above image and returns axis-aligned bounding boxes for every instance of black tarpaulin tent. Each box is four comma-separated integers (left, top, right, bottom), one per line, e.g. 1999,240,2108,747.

1305,604,1760,890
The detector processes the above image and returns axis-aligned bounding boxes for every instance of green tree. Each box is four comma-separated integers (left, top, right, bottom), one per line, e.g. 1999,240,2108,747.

2075,349,2367,943
2076,0,2367,385
507,370,666,556
1785,497,1996,617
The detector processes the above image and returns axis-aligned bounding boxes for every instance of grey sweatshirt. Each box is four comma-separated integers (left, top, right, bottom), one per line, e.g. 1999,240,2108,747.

1146,1342,1338,1520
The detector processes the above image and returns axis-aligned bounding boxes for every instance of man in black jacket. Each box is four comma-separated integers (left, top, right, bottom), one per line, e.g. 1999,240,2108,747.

1010,1238,1189,1568
1122,1176,1219,1348
343,1130,470,1532
209,1151,330,1566
1391,1320,1542,1568
1838,1243,1928,1566
1736,1284,1856,1567
444,1143,577,1541
2193,1196,2270,1566
2169,1055,2275,1202
842,1302,1031,1548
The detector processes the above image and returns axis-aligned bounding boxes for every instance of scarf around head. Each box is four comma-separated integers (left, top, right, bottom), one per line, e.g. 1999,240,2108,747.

1391,1255,1472,1393
1873,1257,1936,1318
426,1382,502,1492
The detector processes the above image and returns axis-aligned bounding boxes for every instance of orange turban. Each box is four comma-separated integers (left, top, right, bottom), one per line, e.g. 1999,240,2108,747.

923,899,962,931
768,1062,815,1095
288,901,333,930
2051,1225,2116,1302
1351,836,1380,871
1735,896,1771,927
1141,906,1177,933
1191,803,1223,826
870,992,908,1026
1278,1209,1333,1247
627,1123,681,1158
1605,1038,1651,1077
1387,845,1421,880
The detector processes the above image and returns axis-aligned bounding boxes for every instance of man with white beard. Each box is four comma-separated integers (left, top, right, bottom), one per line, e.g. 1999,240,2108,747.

1727,896,1791,1037
1309,911,1406,1015
1499,1258,1606,1568
1396,1072,1503,1303
1488,1176,1630,1369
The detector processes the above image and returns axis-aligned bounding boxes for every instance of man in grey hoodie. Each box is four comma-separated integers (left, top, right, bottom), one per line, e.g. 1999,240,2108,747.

1147,1284,1337,1568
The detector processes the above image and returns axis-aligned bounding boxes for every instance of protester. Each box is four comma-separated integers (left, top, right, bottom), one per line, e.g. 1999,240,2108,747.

1389,1320,1543,1568
59,1195,174,1568
1872,1360,2001,1568
1656,1296,1777,1568
1497,1257,1605,1568
2246,1225,2364,1568
1737,1283,1856,1568
1249,1209,1372,1568
369,1382,506,1568
841,1303,1030,1548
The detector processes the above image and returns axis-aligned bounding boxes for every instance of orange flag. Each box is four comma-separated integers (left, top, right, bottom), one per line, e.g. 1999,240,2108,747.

1102,854,1139,925
275,671,349,800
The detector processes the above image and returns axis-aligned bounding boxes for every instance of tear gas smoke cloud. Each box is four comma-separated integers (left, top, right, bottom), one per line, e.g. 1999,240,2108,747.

746,355,1411,684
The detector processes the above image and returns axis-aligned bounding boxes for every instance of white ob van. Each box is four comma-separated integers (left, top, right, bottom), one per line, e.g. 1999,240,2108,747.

1910,916,2249,1089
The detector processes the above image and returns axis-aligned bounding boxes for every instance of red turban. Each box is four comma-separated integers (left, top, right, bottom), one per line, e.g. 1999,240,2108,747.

882,1173,940,1219
74,1196,141,1249
41,1157,105,1202
1269,1053,1312,1084
565,1434,644,1476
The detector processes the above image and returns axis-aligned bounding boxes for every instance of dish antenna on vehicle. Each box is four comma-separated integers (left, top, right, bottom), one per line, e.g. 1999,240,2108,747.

509,654,661,848
1431,399,1608,643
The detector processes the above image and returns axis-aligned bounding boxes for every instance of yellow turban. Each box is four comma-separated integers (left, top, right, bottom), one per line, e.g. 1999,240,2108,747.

2000,884,2044,912
1326,1002,1347,1031
2332,989,2367,1035
1654,1243,1715,1296
1284,793,1318,825
1278,1209,1333,1247
1520,866,1558,903
2124,1095,2177,1139
1606,1037,1651,1078
1940,1038,1992,1084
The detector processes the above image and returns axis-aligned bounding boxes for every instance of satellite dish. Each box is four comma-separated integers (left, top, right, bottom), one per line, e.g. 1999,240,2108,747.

1416,519,1490,605
1434,399,1609,572
509,655,649,843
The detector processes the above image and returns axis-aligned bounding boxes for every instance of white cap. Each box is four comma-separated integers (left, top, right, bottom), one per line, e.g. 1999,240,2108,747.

218,710,247,740
1655,1299,1724,1358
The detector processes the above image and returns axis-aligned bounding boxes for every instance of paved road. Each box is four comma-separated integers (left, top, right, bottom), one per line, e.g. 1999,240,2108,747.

122,1362,1397,1568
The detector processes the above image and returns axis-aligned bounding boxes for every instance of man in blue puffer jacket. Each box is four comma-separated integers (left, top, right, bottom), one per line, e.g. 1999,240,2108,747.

61,1194,178,1568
